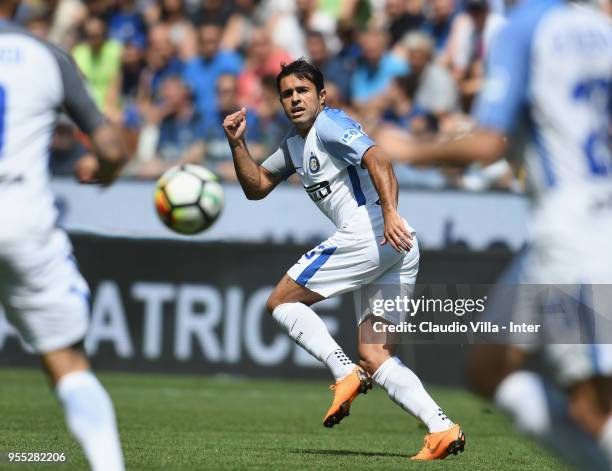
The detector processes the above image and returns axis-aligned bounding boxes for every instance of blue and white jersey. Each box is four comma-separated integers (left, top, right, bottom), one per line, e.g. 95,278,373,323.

474,0,612,282
474,0,612,200
262,107,379,228
0,20,104,240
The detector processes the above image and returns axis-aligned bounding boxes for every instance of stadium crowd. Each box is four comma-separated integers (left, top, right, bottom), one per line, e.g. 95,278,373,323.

15,0,610,190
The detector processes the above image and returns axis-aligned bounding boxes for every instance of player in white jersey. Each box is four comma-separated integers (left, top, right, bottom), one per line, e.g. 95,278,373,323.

223,59,465,461
377,0,612,466
0,1,127,470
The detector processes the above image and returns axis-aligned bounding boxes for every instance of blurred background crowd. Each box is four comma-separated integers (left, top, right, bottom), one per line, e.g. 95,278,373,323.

15,0,611,190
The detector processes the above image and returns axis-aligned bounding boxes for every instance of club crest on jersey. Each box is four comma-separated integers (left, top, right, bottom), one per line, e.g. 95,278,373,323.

309,154,321,173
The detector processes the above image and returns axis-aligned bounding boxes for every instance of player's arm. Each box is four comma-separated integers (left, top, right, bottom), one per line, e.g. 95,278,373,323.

362,146,413,253
52,45,128,184
223,107,283,200
393,129,507,167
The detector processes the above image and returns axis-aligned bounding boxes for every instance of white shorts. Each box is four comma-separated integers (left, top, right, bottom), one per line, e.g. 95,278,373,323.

490,249,612,386
286,207,419,325
0,229,90,354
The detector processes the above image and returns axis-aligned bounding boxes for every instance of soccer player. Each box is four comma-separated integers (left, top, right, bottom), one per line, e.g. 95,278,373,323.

223,59,465,460
0,1,127,470
377,0,612,465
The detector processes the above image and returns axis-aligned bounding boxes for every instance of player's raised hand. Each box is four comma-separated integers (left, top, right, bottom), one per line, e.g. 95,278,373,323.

223,107,247,145
381,209,413,253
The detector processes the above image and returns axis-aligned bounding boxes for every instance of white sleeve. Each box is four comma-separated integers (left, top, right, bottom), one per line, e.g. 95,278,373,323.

261,139,295,179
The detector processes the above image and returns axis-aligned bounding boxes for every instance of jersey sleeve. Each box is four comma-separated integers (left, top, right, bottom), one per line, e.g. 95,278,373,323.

472,21,531,133
50,45,105,135
260,139,295,180
316,109,375,167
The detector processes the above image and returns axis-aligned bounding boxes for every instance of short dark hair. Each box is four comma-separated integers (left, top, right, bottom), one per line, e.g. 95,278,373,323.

276,59,325,94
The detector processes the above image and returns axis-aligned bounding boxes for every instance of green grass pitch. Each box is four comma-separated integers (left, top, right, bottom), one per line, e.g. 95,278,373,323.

0,368,569,470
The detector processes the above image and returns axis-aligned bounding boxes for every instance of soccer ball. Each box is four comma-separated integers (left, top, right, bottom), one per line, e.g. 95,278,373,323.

154,164,224,234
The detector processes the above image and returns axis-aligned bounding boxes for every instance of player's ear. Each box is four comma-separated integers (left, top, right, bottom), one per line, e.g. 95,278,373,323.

319,88,326,107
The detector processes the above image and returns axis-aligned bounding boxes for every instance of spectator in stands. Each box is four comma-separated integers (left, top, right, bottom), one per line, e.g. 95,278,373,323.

445,0,505,109
17,0,54,39
108,0,146,48
335,17,362,65
193,0,236,28
268,0,338,59
201,74,265,181
120,38,146,104
236,27,291,109
403,31,458,117
374,74,448,188
138,23,183,103
381,75,421,128
137,76,205,179
351,28,408,112
158,0,198,60
182,22,242,125
257,75,292,156
324,80,350,111
421,0,456,53
380,0,425,47
84,0,115,20
306,29,352,102
72,15,122,116
221,0,265,52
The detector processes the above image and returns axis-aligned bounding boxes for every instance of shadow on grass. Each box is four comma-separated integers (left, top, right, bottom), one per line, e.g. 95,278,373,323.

291,449,408,458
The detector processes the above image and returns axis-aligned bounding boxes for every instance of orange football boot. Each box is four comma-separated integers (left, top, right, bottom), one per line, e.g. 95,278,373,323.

323,366,372,428
410,424,465,460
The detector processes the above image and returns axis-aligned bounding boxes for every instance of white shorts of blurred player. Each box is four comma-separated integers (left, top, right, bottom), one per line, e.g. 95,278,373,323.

0,229,90,354
486,247,612,387
286,206,419,326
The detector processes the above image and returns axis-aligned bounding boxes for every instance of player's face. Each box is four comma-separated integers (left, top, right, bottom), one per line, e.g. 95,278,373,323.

278,74,325,134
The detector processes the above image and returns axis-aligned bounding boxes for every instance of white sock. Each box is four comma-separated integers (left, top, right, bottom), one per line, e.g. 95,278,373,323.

56,371,124,471
494,370,551,436
272,302,355,380
372,356,453,433
598,416,612,466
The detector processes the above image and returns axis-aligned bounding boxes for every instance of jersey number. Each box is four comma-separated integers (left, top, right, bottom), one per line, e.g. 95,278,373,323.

0,85,5,158
572,78,611,176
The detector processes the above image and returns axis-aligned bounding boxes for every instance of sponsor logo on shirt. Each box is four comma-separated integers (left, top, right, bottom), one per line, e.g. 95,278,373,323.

305,181,331,202
340,128,363,145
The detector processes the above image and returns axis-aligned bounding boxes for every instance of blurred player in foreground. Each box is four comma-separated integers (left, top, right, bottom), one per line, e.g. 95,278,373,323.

0,1,127,469
223,59,465,461
377,0,612,467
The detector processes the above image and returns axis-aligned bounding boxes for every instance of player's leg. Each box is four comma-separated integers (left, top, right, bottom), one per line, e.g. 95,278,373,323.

267,274,372,427
357,235,464,459
40,344,124,471
267,273,360,381
0,231,124,471
469,345,611,470
358,315,464,460
468,344,552,434
568,377,612,458
549,343,612,465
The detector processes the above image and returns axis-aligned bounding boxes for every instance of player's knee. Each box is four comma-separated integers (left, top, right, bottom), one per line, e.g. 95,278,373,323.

40,344,90,385
266,293,285,314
